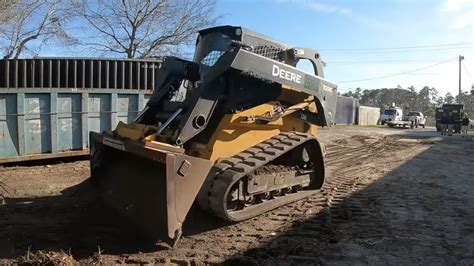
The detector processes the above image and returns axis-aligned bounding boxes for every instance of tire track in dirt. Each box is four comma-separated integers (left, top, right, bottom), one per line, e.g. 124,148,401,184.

103,134,430,264
1,132,436,265
71,134,399,264
222,134,432,264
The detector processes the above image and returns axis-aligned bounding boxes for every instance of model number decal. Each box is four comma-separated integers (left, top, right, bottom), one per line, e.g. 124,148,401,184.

322,85,333,92
272,65,302,84
103,137,125,151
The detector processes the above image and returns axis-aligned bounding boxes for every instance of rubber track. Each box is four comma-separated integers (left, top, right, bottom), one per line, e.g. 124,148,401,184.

199,132,322,222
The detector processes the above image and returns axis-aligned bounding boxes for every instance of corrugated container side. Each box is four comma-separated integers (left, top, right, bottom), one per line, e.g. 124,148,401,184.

0,89,150,163
0,58,159,163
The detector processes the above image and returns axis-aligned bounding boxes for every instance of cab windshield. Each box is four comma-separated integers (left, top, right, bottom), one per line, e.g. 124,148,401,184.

383,110,396,115
194,32,233,66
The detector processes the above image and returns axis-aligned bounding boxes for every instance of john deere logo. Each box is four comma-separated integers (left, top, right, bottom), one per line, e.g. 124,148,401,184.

272,65,302,84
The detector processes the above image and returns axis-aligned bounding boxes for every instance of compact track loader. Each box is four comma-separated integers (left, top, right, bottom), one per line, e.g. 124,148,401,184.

90,26,337,245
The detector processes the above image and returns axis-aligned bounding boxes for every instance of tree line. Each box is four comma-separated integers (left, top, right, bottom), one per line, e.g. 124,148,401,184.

342,86,474,117
0,0,218,59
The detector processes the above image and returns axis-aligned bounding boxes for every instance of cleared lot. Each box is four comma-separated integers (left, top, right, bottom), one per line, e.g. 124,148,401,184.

0,126,473,264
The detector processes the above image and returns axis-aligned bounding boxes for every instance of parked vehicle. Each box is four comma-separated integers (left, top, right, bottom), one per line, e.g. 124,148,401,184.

382,106,414,128
381,107,399,125
435,104,464,133
407,111,426,128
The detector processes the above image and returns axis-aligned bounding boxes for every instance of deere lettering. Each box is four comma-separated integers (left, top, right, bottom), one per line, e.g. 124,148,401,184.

272,65,302,84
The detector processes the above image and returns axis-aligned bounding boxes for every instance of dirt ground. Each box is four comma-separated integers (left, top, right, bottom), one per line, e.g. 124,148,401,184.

0,126,473,265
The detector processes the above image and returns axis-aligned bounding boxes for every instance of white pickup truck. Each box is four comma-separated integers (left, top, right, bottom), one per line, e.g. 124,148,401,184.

381,106,420,129
381,108,399,126
407,111,426,128
381,107,412,128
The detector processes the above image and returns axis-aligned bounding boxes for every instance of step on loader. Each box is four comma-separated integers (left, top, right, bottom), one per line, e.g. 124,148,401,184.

90,25,338,246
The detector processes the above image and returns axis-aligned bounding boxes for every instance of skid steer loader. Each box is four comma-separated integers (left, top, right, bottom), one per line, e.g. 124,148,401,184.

90,25,337,246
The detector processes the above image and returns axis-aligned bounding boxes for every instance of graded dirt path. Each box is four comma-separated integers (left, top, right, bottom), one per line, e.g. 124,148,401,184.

0,127,473,264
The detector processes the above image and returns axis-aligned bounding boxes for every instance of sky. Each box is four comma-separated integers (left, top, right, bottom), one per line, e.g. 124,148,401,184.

35,0,473,97
214,0,474,96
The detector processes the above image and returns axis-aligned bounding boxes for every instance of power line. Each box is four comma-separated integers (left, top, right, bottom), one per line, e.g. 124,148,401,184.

322,45,473,54
320,42,473,51
464,58,472,64
329,59,444,63
462,61,471,78
328,59,459,65
336,58,457,84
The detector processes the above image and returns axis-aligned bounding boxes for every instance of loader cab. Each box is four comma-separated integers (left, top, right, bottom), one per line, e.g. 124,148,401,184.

194,31,233,66
194,26,325,78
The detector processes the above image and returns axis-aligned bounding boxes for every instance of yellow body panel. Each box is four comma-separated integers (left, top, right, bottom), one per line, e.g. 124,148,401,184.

113,87,320,163
115,121,158,141
201,87,319,161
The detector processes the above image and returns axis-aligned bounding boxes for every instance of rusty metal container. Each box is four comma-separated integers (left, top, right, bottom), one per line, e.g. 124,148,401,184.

0,58,161,163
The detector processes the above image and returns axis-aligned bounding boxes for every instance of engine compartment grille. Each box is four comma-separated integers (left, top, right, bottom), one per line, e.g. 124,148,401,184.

253,45,284,62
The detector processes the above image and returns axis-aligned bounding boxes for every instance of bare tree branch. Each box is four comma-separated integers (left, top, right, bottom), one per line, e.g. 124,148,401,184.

0,0,76,59
72,0,218,58
0,1,19,25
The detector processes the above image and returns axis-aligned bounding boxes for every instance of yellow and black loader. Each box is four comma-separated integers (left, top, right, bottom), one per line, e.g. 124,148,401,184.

90,25,338,245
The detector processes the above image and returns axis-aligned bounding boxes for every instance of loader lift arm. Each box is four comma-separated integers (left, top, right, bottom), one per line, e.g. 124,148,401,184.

136,44,337,146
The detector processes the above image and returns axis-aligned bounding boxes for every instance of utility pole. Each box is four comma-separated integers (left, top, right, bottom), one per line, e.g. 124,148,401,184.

458,55,464,104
